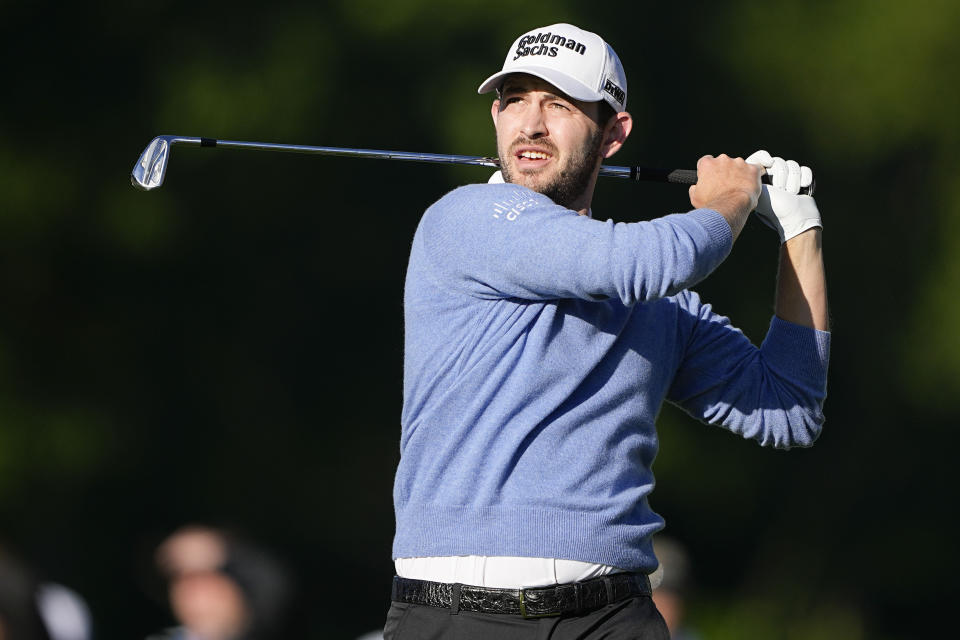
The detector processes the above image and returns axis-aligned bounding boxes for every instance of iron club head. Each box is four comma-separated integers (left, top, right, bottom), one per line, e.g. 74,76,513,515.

131,135,175,191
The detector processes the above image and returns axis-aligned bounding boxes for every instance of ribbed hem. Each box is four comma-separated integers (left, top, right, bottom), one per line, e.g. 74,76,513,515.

689,208,734,257
392,504,662,573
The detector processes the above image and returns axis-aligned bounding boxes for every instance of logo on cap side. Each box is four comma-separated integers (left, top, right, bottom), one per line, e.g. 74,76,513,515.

513,31,587,61
603,79,625,106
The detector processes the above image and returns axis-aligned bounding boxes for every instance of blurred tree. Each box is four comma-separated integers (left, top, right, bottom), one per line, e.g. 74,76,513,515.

716,0,960,405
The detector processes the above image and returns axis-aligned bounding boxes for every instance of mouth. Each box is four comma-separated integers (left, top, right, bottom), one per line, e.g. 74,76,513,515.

513,146,554,170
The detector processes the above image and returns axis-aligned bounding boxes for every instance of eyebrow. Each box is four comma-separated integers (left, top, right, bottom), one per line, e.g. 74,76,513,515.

500,85,570,103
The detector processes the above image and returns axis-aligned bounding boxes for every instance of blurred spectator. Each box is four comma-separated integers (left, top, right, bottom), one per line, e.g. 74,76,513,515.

0,544,93,640
147,525,290,640
650,536,701,640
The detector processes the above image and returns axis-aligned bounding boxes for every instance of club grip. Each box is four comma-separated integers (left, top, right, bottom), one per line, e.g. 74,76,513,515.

631,167,815,196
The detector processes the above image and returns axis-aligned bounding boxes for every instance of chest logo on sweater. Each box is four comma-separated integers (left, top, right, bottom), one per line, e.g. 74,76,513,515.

492,190,539,221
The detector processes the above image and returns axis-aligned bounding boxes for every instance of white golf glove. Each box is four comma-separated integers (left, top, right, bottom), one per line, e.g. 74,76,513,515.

746,150,821,243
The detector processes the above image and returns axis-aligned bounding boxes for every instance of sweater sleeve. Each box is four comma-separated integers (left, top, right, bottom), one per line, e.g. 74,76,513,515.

415,183,733,304
666,291,831,448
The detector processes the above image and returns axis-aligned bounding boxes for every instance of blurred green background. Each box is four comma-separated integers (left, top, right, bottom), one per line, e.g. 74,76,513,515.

1,0,957,637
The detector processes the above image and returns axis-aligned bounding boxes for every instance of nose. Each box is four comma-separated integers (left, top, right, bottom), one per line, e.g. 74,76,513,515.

520,102,547,139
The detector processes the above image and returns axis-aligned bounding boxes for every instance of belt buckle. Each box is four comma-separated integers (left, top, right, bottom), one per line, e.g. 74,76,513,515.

518,589,561,619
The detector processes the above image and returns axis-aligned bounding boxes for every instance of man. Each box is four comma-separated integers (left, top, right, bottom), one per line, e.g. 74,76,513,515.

387,23,829,639
148,525,291,640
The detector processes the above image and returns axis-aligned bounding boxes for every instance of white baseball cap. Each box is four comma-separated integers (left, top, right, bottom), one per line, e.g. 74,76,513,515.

478,23,627,112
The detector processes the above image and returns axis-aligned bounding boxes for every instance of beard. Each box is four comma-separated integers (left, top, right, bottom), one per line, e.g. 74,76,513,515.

499,128,604,209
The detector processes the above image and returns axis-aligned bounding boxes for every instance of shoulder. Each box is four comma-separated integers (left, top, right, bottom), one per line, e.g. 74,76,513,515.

427,183,558,220
417,183,577,246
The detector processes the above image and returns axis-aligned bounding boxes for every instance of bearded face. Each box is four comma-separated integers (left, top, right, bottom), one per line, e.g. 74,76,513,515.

498,126,604,209
492,75,608,212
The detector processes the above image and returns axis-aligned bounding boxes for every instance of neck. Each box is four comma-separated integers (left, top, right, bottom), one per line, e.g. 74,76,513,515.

570,166,601,216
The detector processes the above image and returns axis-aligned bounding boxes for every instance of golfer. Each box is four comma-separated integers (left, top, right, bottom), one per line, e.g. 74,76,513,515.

387,23,829,639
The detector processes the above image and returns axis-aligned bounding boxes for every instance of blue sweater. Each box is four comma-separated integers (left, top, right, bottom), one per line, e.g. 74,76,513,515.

393,183,830,572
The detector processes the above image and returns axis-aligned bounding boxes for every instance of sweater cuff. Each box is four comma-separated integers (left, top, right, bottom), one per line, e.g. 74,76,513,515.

689,208,734,257
761,316,831,384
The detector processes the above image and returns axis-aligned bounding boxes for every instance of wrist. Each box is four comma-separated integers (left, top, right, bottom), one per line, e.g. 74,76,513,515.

705,190,755,238
783,225,823,248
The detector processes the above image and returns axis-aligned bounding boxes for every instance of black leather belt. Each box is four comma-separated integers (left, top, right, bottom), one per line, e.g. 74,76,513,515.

391,572,651,619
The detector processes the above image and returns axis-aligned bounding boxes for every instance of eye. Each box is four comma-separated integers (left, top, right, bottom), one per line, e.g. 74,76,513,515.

550,101,570,111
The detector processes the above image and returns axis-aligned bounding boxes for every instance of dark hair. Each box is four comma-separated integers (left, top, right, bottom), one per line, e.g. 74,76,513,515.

598,101,618,126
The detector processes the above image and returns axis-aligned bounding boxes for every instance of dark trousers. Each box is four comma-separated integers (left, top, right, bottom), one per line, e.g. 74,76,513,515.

383,595,670,639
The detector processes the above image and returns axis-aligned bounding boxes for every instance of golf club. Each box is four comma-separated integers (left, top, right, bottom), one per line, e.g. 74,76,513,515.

130,135,814,195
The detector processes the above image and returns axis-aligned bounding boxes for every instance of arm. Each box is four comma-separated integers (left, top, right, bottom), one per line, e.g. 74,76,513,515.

669,152,830,446
667,291,830,449
746,150,828,331
775,229,829,331
417,183,733,304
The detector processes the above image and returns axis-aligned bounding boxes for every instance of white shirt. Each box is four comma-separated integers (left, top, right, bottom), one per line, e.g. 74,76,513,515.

395,556,623,589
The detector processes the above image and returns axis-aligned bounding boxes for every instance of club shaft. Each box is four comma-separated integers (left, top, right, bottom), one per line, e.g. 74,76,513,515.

207,139,699,182
137,135,692,185
200,137,504,169
131,135,814,195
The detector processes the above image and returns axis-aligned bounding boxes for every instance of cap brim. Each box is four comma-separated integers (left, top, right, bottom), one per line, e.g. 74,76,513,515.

477,66,602,104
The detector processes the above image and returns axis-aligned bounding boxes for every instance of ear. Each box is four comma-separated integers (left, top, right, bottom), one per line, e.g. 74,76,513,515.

491,99,501,125
601,112,633,159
